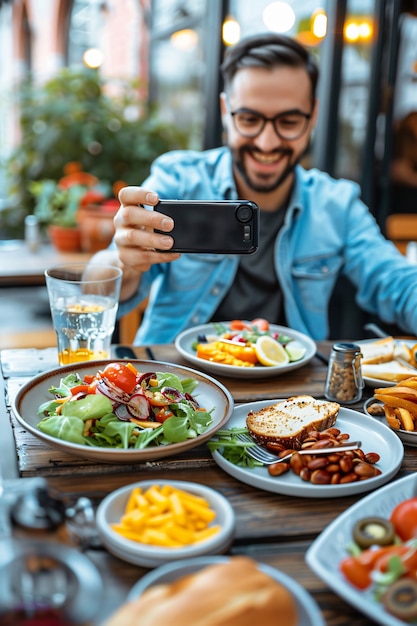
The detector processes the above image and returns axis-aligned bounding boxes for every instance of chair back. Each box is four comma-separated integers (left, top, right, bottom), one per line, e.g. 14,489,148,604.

385,213,417,255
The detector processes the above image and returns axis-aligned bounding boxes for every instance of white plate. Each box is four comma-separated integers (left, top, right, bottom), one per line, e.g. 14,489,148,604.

362,375,396,389
306,473,417,626
127,555,324,626
96,480,235,568
12,359,233,464
210,400,404,498
175,323,316,379
359,338,417,388
363,397,417,447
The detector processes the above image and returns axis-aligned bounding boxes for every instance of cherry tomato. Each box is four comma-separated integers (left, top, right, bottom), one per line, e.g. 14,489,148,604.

251,318,270,331
102,363,137,394
339,555,373,590
229,320,252,331
155,407,174,423
339,545,406,590
390,497,417,541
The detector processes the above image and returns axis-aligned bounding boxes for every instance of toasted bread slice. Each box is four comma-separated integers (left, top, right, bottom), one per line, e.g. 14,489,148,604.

246,395,340,449
362,360,417,382
393,341,414,364
358,337,395,365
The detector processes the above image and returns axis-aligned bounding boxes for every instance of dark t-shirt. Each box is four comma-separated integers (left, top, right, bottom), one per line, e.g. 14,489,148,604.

211,208,287,324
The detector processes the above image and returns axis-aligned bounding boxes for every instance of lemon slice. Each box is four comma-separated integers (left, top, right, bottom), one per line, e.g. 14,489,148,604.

285,344,306,362
255,335,290,366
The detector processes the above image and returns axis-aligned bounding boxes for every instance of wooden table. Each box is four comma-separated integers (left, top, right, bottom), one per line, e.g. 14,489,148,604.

0,240,91,286
1,342,410,625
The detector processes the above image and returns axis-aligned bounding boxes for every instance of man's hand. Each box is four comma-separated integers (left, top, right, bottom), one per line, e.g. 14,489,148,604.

90,186,180,302
114,186,180,274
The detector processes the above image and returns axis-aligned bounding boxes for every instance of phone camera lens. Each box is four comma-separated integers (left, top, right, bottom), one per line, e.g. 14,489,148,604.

236,205,253,223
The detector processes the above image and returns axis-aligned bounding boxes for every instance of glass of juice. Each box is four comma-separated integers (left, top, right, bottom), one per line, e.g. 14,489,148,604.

45,263,122,365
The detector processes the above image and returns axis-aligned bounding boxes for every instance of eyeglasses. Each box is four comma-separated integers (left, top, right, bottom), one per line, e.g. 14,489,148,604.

229,106,312,140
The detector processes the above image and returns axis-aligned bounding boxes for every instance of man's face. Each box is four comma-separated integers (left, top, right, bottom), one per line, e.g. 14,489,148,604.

221,65,318,194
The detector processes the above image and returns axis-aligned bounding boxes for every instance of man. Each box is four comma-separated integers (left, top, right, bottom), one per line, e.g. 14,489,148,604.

92,33,417,344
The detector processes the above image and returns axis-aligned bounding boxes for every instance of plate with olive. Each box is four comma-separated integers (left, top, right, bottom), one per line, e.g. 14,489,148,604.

306,473,417,626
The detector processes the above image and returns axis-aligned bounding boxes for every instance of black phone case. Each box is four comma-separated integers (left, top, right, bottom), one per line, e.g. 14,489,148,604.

154,200,259,254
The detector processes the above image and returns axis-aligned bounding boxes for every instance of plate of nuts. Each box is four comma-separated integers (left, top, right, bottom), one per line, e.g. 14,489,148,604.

210,399,404,498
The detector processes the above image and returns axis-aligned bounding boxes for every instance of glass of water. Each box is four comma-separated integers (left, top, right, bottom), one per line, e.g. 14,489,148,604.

45,263,122,365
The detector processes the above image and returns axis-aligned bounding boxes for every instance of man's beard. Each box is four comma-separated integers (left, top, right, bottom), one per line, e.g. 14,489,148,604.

232,146,300,193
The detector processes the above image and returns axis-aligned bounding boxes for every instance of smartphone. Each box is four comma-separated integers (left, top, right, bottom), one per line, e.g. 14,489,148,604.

154,199,259,254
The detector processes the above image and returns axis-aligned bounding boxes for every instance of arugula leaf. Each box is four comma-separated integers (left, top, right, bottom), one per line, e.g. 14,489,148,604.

48,373,82,398
161,402,213,443
207,427,263,468
134,425,164,449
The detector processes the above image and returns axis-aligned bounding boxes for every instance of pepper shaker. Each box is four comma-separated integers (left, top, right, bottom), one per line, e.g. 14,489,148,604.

324,342,364,404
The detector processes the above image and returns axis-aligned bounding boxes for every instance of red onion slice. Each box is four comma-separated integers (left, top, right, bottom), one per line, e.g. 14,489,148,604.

96,378,130,404
161,387,184,402
127,393,151,419
114,404,131,421
185,392,200,409
137,372,156,386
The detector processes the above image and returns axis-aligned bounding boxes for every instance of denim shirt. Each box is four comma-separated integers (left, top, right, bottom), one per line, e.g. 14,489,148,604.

116,147,417,344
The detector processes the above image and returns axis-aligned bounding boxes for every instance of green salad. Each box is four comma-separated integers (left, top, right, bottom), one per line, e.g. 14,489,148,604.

37,362,214,450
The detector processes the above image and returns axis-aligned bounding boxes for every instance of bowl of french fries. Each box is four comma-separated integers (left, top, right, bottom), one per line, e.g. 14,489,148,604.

96,480,235,567
364,376,417,447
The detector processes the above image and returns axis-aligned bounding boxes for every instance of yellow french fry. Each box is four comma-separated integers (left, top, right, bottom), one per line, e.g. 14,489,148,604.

111,525,144,542
121,509,147,528
113,484,219,548
182,499,216,523
125,487,142,513
397,408,415,431
141,528,180,547
374,394,417,417
193,525,221,543
169,492,186,525
398,377,417,389
147,512,174,527
165,522,194,544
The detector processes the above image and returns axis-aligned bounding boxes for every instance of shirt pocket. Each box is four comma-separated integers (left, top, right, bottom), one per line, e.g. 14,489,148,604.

292,254,343,312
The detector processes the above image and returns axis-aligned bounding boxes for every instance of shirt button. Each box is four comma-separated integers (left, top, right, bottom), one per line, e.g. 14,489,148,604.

322,265,329,273
191,315,200,324
211,286,220,295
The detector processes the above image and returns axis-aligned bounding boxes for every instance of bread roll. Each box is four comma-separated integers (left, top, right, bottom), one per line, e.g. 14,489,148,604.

104,556,298,626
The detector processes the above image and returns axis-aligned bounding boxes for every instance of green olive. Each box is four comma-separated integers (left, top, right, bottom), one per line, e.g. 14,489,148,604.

382,578,417,620
352,516,395,548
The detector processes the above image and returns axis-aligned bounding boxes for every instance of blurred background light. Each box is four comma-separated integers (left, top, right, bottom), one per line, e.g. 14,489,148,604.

222,16,240,46
170,29,198,51
344,18,373,43
263,1,296,33
83,47,103,68
311,8,327,39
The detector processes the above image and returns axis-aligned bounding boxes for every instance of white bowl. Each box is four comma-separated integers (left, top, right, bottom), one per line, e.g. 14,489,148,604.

127,556,324,626
96,480,235,568
363,396,417,447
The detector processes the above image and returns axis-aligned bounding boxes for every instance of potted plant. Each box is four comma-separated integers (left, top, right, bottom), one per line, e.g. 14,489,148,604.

29,165,111,252
1,67,188,239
